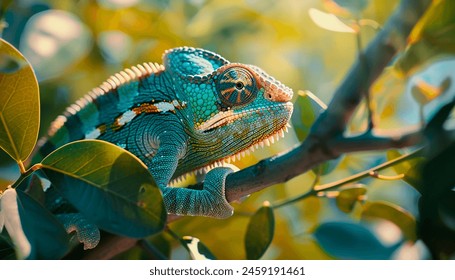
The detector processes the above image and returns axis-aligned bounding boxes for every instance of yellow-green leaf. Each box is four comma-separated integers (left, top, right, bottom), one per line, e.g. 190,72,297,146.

387,150,424,193
336,186,367,213
291,90,326,142
0,39,39,163
41,140,166,238
362,201,417,242
395,0,455,74
245,203,275,260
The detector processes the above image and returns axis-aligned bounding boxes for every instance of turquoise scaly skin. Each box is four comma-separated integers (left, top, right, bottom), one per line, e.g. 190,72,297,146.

37,47,293,219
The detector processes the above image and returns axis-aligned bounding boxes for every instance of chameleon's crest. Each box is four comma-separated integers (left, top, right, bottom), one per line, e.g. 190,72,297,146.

163,46,229,80
91,62,164,95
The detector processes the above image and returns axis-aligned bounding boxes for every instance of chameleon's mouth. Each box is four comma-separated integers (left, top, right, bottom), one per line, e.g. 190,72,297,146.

170,102,293,184
196,102,293,132
195,110,239,132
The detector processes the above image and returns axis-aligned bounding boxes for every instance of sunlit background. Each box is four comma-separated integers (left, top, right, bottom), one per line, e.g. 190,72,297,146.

1,0,440,259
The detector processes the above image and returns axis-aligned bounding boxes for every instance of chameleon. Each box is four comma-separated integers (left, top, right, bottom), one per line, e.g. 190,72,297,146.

35,47,293,223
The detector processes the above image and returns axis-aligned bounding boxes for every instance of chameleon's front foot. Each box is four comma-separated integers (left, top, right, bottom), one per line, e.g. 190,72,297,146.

162,166,237,219
201,166,235,218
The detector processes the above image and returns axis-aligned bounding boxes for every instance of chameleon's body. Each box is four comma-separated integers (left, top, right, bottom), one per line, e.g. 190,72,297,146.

37,47,293,221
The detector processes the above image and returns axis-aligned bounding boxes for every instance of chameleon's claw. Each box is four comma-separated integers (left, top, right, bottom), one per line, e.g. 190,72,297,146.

56,213,100,250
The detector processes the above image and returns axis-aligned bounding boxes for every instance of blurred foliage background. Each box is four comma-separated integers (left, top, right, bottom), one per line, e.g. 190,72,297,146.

1,0,453,260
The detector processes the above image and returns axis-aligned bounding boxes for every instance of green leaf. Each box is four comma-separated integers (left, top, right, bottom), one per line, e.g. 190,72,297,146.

181,236,216,260
23,174,46,205
386,150,424,193
314,221,398,260
395,0,455,74
335,186,367,213
245,203,275,260
291,90,326,142
16,189,70,259
40,140,166,238
362,201,417,242
0,39,40,163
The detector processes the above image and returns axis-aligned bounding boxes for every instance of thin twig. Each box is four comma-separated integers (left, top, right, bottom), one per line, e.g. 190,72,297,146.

272,147,421,209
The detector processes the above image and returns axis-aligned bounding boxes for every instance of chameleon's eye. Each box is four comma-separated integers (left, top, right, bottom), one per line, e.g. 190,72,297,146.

216,66,258,107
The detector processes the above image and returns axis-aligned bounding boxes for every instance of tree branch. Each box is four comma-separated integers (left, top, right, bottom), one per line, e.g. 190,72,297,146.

82,0,432,260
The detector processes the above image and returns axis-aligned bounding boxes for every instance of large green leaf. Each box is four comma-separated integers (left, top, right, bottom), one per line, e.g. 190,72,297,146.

40,140,166,238
0,39,40,163
314,221,399,259
16,189,70,259
361,201,417,242
245,204,275,260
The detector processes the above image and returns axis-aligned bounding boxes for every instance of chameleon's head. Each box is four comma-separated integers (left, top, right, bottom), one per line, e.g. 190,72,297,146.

164,47,293,170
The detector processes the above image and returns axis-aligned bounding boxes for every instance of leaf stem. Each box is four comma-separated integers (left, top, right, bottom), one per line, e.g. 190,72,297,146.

10,163,43,189
17,160,26,174
314,147,423,192
368,171,405,180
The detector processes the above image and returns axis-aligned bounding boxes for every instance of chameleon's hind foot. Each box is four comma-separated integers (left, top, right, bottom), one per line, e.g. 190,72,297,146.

57,213,100,250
